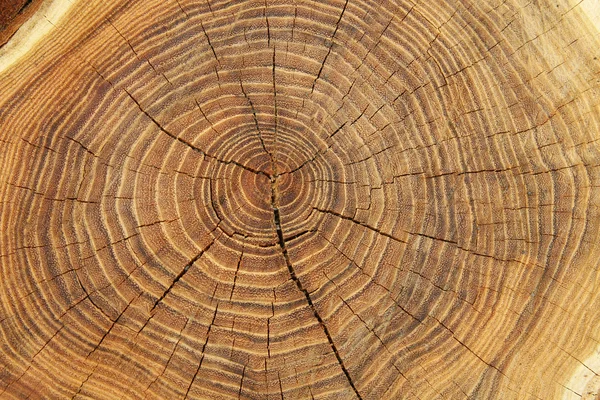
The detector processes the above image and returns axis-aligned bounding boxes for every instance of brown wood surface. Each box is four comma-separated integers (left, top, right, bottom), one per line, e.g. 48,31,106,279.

1,0,600,399
0,0,43,47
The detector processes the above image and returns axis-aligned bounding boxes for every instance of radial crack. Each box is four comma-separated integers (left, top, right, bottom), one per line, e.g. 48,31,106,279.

184,304,219,399
124,89,269,178
272,44,279,160
270,177,362,399
151,233,217,311
282,122,346,175
310,0,349,93
239,78,273,162
313,207,408,245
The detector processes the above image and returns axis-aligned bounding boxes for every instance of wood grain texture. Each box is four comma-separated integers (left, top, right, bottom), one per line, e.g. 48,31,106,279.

1,0,600,399
0,0,43,47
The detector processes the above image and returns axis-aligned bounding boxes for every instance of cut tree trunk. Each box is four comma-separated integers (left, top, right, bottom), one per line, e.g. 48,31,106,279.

1,0,600,399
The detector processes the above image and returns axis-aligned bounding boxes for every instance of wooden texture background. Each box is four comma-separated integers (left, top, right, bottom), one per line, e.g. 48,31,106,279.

1,0,600,398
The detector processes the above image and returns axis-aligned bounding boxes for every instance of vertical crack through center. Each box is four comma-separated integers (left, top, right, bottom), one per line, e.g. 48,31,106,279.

270,175,362,400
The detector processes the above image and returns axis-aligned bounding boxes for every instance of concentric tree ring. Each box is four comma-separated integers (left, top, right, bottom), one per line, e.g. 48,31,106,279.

1,0,600,399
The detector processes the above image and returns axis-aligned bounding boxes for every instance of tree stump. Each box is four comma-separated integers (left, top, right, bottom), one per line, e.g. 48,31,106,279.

1,0,600,398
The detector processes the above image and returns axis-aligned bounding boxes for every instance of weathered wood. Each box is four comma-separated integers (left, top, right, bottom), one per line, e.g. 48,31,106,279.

1,0,600,398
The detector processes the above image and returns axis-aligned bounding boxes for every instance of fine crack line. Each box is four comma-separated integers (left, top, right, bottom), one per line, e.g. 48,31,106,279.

272,43,279,163
238,364,247,399
310,0,349,94
282,122,347,175
151,227,219,311
313,207,408,245
270,178,362,399
230,250,243,301
239,78,273,163
142,314,192,395
201,20,220,74
124,89,269,178
184,304,219,399
325,273,413,388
